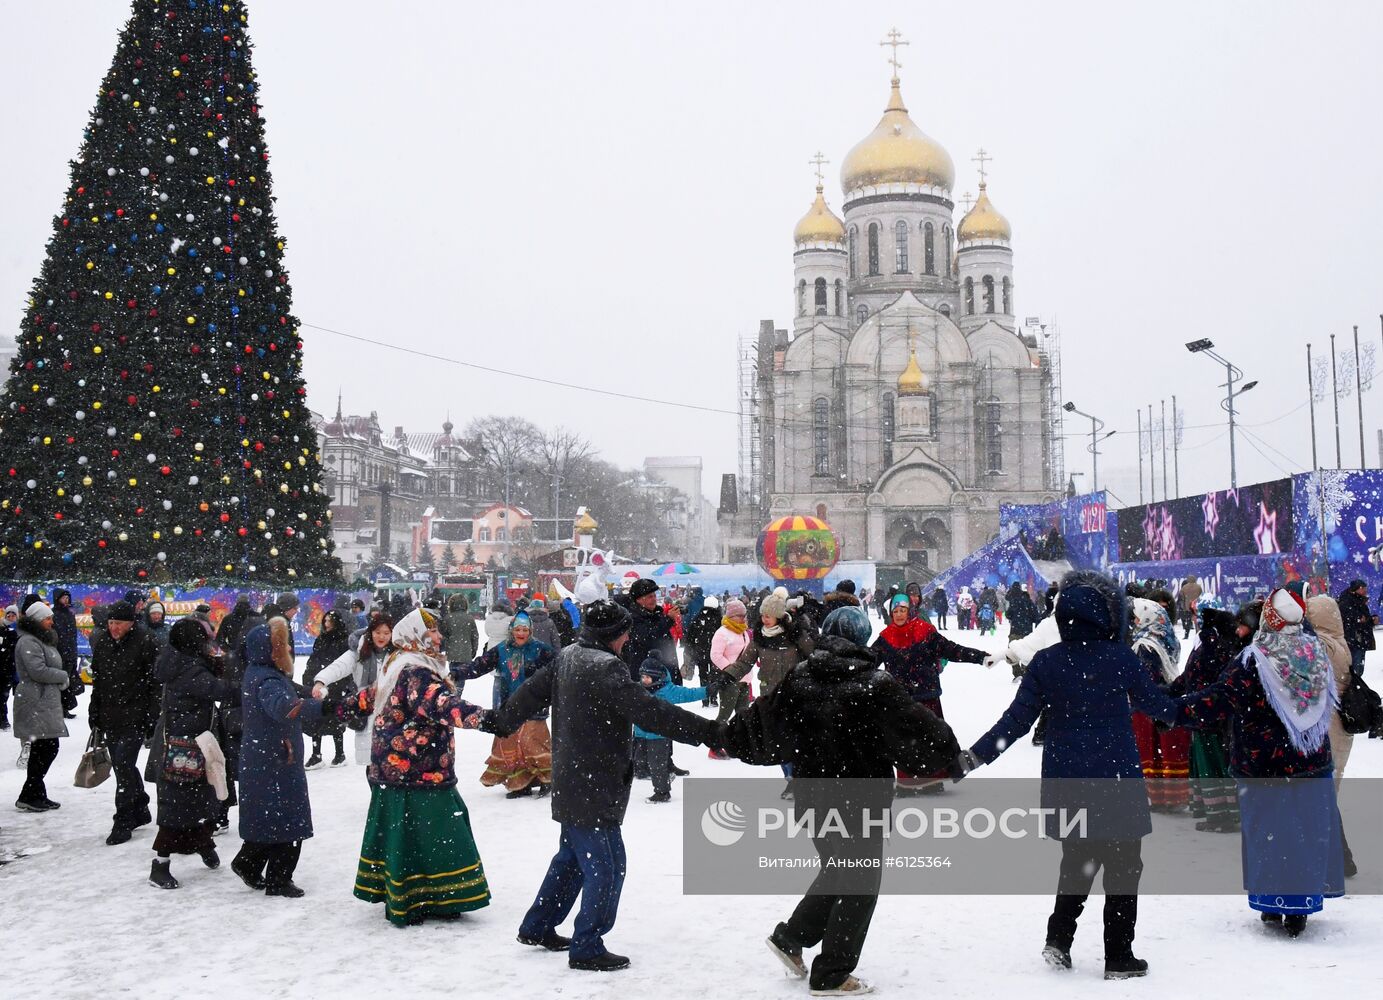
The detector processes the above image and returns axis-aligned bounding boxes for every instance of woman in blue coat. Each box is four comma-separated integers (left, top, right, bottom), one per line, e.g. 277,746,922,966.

954,571,1179,981
232,617,324,897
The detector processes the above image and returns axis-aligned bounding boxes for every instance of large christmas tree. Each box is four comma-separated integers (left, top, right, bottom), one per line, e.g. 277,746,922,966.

0,0,338,584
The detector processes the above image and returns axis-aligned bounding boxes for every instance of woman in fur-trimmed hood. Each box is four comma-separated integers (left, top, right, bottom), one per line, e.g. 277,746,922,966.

232,617,326,897
958,570,1181,979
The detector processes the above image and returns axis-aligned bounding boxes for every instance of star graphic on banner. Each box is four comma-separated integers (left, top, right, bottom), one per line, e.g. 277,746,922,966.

1254,504,1281,554
1202,492,1220,540
1354,552,1365,563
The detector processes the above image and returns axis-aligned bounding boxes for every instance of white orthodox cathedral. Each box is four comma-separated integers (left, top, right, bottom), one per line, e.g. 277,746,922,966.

724,42,1062,576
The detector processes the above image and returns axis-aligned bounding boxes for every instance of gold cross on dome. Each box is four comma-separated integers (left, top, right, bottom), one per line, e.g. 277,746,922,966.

961,190,975,212
880,27,909,77
808,152,829,186
973,148,991,185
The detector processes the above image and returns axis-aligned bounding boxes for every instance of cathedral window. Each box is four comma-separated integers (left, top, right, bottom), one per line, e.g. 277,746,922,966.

1002,276,1011,314
984,398,1003,473
814,277,828,314
923,221,935,275
848,226,857,277
964,277,975,315
943,225,953,275
867,223,880,275
813,398,831,475
856,304,869,327
834,279,844,316
894,220,909,273
983,275,995,314
797,279,806,317
882,393,895,466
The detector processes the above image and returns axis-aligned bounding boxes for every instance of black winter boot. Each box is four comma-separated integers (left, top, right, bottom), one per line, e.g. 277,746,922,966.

198,845,220,869
149,859,180,890
1103,956,1148,980
1283,914,1308,938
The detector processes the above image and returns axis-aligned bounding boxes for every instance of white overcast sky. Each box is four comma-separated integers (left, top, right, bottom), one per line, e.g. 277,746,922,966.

3,1,1382,508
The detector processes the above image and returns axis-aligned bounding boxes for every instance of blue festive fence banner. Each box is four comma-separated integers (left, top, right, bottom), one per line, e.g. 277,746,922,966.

1116,478,1293,563
0,581,371,656
1293,469,1383,609
929,535,1055,601
999,491,1110,571
1110,551,1318,610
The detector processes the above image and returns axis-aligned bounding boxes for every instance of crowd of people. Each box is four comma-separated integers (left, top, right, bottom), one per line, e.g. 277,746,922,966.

2,569,1380,996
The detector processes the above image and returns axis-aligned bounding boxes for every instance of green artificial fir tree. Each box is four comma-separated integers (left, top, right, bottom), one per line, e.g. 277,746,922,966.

0,0,337,583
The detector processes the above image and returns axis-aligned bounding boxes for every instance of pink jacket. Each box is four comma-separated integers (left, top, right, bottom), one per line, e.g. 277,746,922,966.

710,625,751,671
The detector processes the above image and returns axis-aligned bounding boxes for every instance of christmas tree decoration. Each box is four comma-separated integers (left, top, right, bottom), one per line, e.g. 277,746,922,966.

0,0,338,583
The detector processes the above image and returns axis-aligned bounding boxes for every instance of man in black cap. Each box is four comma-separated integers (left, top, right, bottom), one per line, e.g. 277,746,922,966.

621,578,678,684
489,600,724,972
88,601,162,844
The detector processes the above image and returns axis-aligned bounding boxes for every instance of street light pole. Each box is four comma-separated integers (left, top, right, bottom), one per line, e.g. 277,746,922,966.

1063,402,1107,492
1186,339,1252,490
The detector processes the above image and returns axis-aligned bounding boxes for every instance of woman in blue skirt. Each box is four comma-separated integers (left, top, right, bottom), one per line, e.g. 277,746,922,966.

1177,588,1343,937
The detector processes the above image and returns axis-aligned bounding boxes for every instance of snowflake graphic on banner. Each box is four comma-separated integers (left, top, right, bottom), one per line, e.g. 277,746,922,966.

1305,470,1356,532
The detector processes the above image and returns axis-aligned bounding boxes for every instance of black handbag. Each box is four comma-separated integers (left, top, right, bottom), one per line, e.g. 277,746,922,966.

1338,672,1381,735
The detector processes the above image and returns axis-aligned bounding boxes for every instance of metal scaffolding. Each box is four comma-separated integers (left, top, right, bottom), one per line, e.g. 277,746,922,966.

737,330,763,513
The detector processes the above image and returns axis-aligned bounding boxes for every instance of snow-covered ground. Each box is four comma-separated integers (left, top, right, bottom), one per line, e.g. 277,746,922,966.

4,617,1380,999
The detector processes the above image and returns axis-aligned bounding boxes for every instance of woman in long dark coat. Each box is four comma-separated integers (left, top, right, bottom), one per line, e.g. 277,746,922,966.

302,609,350,768
232,618,324,897
148,618,234,889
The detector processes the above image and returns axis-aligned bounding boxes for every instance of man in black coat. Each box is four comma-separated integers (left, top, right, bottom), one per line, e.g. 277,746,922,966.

88,601,162,844
0,604,17,730
489,600,723,972
621,578,679,684
722,605,958,995
681,597,723,706
1338,579,1375,675
51,588,82,716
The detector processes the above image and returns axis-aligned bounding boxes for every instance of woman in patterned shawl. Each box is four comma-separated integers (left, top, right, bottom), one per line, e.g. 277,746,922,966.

350,608,493,927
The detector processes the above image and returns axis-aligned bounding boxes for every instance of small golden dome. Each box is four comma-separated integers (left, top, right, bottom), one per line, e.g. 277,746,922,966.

841,79,955,195
957,181,1011,242
793,185,846,246
573,510,598,533
897,348,927,397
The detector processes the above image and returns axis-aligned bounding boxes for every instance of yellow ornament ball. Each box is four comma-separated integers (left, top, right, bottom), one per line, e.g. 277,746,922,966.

92,401,102,410
103,291,113,300
55,488,64,497
33,540,43,550
152,531,161,540
186,316,196,326
269,547,279,557
225,564,234,573
82,476,92,487
133,432,143,441
93,345,102,354
128,477,138,487
42,436,51,445
174,526,183,536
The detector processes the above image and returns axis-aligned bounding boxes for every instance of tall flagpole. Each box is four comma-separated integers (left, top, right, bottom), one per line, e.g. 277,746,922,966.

1136,409,1144,504
1306,343,1319,470
1354,324,1366,468
1331,333,1342,469
1171,395,1180,497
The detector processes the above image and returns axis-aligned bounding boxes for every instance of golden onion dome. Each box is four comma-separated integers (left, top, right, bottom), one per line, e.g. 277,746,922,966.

841,79,955,196
897,347,927,397
957,180,1011,242
573,510,598,533
793,185,846,246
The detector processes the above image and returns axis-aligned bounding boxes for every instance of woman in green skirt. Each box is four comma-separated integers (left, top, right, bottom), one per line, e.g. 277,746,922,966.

350,607,493,927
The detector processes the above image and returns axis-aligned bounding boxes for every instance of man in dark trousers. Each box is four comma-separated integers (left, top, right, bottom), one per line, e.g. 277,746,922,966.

87,601,162,844
0,604,17,730
622,578,679,684
1338,579,1376,675
51,588,81,717
488,600,723,972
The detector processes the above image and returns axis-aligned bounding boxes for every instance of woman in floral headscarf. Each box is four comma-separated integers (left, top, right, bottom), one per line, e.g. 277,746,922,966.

1128,598,1191,811
454,609,556,798
349,608,493,927
1177,588,1344,938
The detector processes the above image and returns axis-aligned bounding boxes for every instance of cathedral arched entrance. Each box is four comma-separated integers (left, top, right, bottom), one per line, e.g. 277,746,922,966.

886,513,951,572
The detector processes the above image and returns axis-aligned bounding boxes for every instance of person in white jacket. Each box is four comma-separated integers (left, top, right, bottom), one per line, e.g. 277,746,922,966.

483,602,514,653
310,613,393,764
